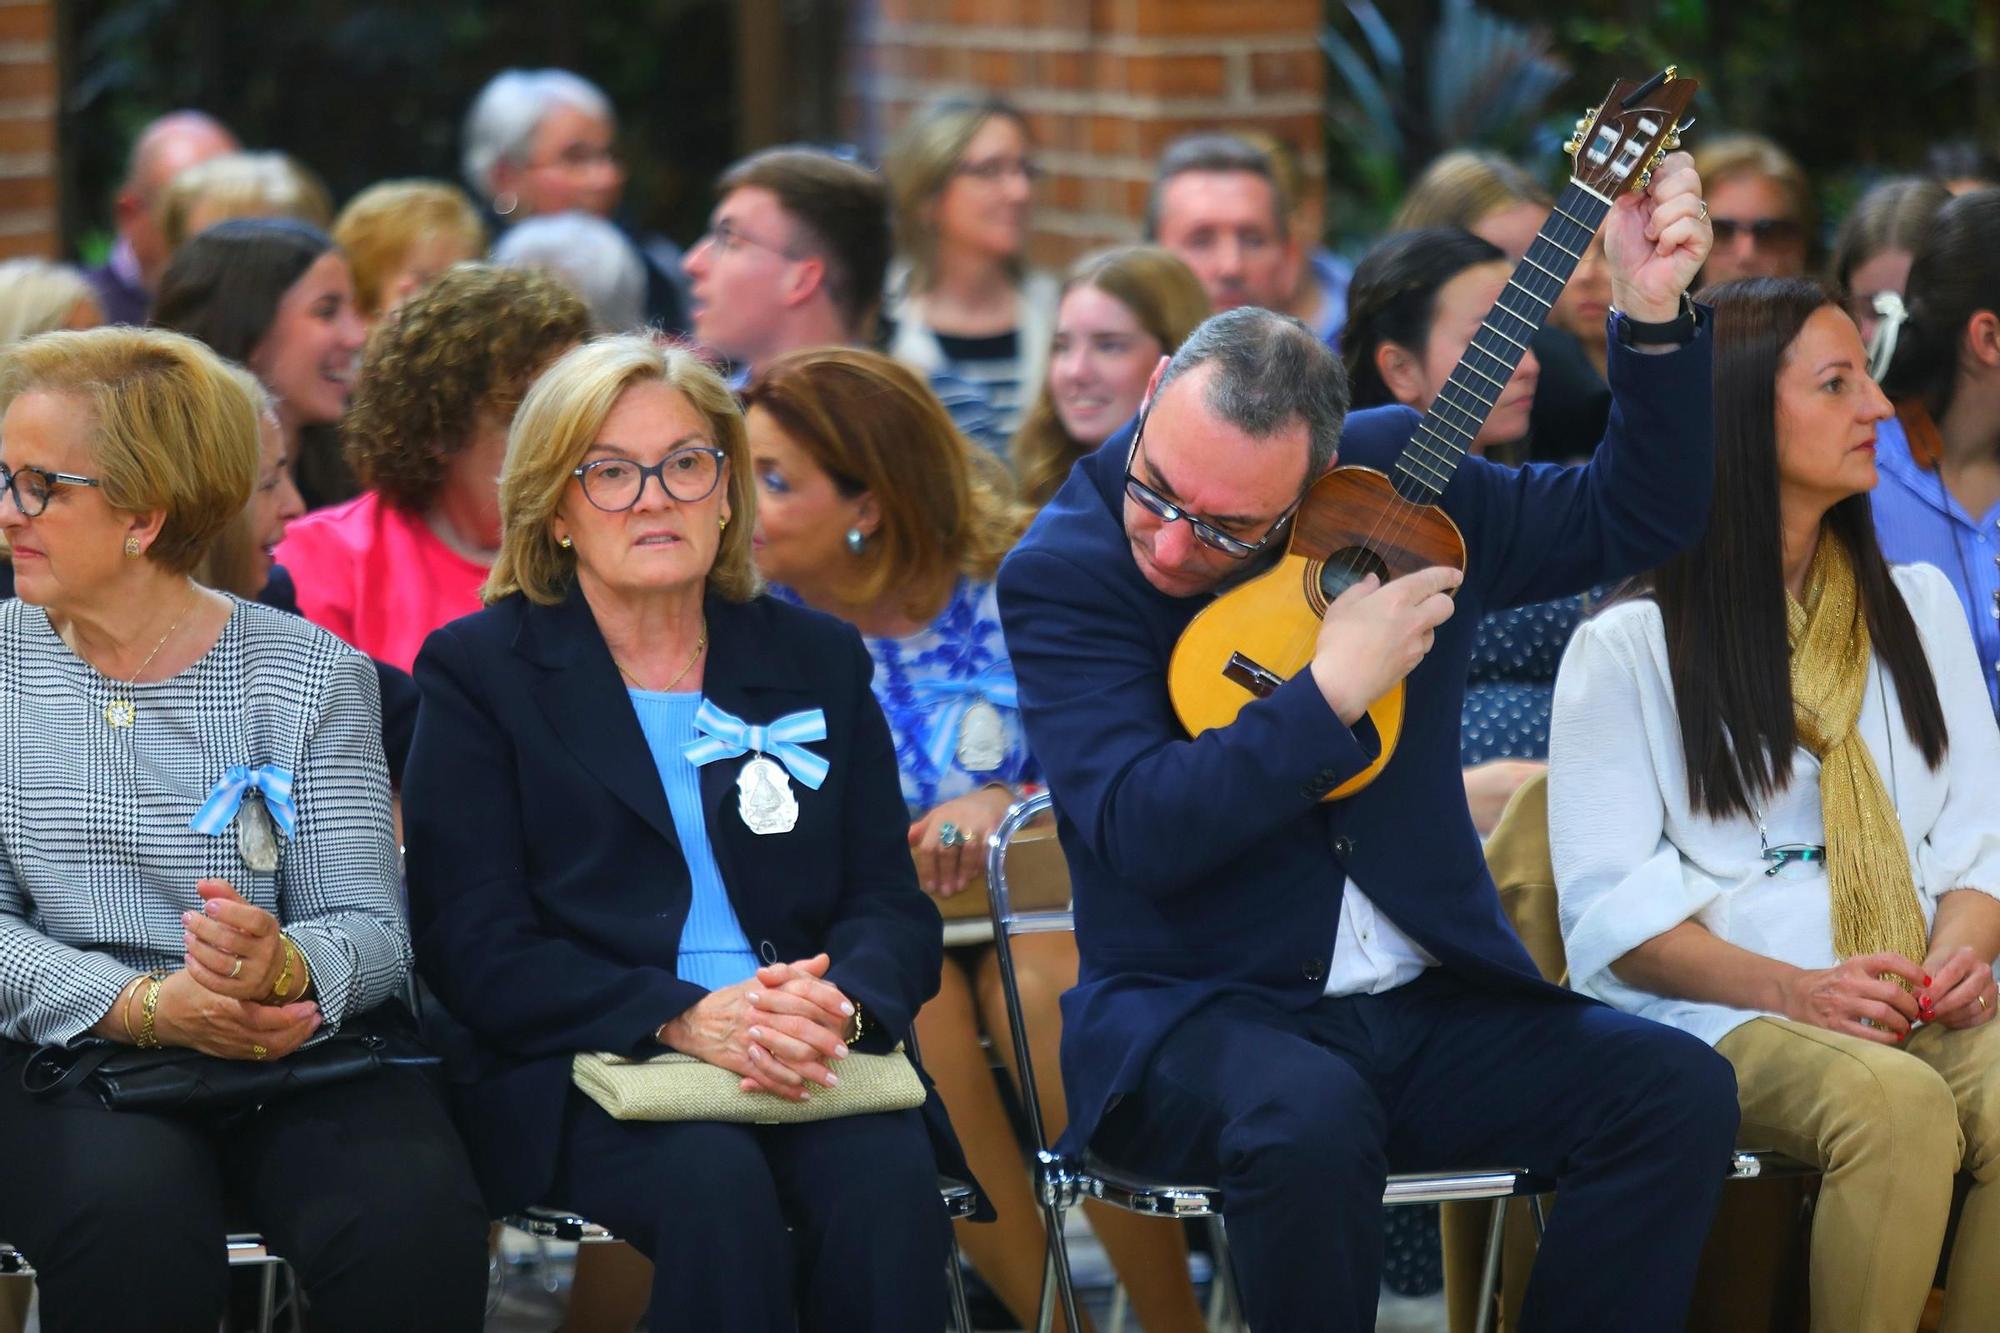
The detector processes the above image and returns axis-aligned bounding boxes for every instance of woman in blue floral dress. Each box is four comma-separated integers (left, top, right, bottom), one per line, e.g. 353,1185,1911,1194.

744,348,1206,1333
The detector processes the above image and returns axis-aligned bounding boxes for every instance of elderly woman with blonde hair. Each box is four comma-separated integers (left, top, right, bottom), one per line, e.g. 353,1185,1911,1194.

0,326,486,1331
404,334,976,1332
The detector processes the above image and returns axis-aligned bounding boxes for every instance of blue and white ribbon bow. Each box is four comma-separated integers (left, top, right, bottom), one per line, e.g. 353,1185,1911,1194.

681,702,830,789
909,666,1017,775
189,764,298,838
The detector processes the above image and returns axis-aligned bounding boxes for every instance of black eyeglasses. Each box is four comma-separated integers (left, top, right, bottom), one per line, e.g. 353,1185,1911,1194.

1710,217,1803,248
1122,412,1301,559
572,448,728,513
0,463,100,518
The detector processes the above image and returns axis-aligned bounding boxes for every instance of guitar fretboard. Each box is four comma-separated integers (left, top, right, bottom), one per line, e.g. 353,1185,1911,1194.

1393,181,1614,502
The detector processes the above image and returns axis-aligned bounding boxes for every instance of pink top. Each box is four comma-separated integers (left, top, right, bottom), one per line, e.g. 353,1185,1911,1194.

273,491,488,672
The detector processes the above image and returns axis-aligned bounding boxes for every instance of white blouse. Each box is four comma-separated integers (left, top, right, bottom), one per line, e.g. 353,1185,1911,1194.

1548,563,2000,1045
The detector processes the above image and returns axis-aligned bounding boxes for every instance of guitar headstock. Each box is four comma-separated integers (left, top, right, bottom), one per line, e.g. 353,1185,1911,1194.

1563,67,1699,196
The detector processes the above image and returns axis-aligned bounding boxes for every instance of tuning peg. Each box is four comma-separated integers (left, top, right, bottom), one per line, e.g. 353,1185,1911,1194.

1664,128,1681,151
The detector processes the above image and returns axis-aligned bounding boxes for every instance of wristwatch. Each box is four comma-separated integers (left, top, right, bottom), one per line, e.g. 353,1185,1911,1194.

1614,292,1699,347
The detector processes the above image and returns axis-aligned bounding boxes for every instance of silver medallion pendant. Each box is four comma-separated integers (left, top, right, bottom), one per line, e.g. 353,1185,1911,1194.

956,698,1006,773
235,794,280,873
736,754,800,835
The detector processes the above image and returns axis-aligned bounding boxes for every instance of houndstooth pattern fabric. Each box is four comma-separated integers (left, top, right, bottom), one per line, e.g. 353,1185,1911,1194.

0,596,410,1047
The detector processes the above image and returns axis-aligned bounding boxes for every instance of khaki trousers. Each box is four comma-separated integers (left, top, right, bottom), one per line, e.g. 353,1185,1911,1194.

1715,1015,2000,1333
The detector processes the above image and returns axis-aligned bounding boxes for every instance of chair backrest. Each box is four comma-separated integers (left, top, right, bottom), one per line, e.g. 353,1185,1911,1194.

1483,771,1568,985
983,791,1072,1153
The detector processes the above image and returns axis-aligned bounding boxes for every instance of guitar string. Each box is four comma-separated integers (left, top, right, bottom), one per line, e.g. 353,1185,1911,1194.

1330,193,1600,605
1289,189,1608,711
1262,105,1676,769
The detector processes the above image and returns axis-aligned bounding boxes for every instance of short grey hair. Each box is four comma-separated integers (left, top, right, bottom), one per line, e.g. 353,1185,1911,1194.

491,211,648,333
462,69,615,200
1155,307,1348,479
1145,133,1288,240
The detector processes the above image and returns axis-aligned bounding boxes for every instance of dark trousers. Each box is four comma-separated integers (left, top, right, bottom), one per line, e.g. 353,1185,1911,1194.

1095,970,1740,1333
547,1088,950,1333
0,1045,489,1333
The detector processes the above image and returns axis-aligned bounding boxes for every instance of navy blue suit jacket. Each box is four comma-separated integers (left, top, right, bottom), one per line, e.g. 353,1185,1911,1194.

996,323,1715,1155
402,585,963,1214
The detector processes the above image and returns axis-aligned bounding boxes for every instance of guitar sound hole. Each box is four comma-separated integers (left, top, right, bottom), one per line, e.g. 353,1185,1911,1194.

1319,547,1390,601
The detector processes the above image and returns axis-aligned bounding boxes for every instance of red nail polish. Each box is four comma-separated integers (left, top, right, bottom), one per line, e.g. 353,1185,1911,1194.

1924,975,1933,987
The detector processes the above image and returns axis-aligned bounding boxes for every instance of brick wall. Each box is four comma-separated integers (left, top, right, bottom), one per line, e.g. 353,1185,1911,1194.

0,0,54,260
848,0,1324,269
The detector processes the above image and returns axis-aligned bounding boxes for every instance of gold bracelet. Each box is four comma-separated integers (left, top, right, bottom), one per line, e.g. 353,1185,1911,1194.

843,1000,865,1048
267,936,296,1001
117,976,144,1045
137,974,165,1050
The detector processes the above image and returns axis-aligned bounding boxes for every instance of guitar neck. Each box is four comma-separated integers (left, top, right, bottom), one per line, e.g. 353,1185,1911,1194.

1394,181,1613,501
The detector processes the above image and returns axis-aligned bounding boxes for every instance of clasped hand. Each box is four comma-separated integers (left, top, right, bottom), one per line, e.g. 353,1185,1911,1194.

154,879,319,1060
659,952,856,1102
1781,947,1997,1045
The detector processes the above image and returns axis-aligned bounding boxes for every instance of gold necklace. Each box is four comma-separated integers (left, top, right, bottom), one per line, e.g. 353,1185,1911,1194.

612,619,708,693
87,588,199,729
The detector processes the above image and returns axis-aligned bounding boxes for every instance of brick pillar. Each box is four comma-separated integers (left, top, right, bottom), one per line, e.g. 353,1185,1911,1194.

849,0,1323,270
0,0,54,260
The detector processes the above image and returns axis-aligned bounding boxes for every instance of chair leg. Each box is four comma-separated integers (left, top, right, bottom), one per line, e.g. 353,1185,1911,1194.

944,1228,973,1333
255,1260,278,1333
1474,1200,1508,1333
1205,1216,1244,1333
1038,1201,1083,1333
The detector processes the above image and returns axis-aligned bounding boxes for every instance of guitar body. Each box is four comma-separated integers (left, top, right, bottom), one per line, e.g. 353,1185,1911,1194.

1169,466,1467,800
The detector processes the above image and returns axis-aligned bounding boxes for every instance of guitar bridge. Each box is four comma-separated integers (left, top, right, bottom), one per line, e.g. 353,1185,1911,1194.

1223,652,1283,699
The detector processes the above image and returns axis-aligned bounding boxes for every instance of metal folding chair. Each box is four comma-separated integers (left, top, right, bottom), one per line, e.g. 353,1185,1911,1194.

986,791,1551,1333
503,1176,984,1333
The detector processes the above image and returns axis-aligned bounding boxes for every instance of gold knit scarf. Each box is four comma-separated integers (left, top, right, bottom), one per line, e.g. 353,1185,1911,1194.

1786,533,1928,967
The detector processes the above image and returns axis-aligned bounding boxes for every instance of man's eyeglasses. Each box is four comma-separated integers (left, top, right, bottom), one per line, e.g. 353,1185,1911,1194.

1123,413,1300,559
572,448,728,513
699,219,797,260
534,143,620,172
0,463,100,518
1710,216,1803,249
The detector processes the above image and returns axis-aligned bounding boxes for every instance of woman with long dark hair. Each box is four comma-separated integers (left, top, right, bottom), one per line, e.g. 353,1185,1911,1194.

150,218,368,511
1871,189,2000,719
1550,277,2000,1332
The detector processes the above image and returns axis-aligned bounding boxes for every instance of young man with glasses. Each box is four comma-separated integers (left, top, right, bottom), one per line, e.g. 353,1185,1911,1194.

682,147,1001,450
997,155,1740,1331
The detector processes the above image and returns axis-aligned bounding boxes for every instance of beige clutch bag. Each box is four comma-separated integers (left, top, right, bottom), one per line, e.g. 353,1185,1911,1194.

572,1047,926,1124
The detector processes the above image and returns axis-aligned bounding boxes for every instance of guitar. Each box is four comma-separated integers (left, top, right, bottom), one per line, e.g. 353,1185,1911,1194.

1168,67,1699,800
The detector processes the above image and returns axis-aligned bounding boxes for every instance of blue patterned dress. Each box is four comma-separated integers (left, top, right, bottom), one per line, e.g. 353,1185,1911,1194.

772,579,1037,816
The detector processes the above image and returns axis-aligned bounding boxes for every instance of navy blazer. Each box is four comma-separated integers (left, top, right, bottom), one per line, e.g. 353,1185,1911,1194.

402,584,961,1214
996,322,1715,1155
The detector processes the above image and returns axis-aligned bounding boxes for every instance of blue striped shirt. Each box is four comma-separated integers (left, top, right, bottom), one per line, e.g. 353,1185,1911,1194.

628,689,760,991
1870,411,2000,715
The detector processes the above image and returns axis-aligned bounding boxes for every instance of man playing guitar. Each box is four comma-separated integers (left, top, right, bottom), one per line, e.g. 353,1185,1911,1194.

998,148,1734,1330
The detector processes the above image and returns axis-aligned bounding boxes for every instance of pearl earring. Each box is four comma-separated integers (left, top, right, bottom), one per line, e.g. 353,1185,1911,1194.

558,535,573,550
844,527,866,555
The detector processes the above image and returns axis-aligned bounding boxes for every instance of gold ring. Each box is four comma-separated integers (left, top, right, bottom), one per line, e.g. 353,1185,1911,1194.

251,1044,268,1060
229,957,244,979
1697,199,1709,222
1981,995,1989,1011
